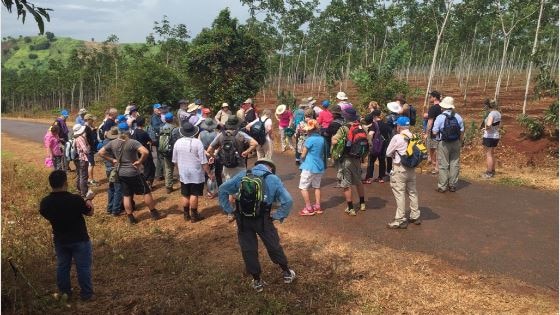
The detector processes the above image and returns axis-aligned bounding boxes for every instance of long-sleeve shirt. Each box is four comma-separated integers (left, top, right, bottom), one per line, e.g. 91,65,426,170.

75,135,90,162
432,110,465,141
386,129,413,165
218,164,293,221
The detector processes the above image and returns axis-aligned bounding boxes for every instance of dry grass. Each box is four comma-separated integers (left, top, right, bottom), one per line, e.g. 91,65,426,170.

1,134,558,314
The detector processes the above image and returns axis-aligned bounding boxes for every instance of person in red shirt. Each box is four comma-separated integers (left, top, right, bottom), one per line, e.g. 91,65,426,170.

275,104,294,152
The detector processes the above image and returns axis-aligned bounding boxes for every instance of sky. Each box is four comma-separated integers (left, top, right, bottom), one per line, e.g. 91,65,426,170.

1,0,256,43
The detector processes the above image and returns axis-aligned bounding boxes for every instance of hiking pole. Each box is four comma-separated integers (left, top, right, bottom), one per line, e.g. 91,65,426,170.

8,257,41,297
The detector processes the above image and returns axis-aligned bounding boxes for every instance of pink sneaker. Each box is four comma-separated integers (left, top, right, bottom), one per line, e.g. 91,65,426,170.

313,204,323,214
299,207,315,216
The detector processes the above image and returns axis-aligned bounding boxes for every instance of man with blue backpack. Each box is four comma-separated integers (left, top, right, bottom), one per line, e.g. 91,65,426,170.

432,96,464,193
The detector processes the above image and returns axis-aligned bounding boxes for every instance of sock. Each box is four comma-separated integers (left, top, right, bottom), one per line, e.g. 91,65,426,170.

347,201,354,210
359,197,365,204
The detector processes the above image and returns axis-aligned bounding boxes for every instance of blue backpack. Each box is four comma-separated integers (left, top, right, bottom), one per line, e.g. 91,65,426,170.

440,112,461,142
293,109,305,127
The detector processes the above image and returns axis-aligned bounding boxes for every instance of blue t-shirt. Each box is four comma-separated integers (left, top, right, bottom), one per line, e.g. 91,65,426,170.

299,133,326,174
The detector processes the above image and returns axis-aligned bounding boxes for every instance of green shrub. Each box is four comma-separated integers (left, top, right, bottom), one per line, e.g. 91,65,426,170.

543,101,559,138
463,121,479,145
517,114,544,140
23,37,32,43
30,42,50,50
28,53,38,59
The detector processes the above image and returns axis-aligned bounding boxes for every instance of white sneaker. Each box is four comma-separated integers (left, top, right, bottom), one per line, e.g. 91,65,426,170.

251,279,265,292
283,269,296,284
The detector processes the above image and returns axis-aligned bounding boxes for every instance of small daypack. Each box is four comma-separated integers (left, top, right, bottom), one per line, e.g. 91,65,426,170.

398,134,428,168
218,131,243,168
157,125,174,155
236,170,271,218
65,137,78,161
369,121,384,156
408,104,417,126
250,118,269,145
146,124,158,143
440,112,461,142
345,122,369,158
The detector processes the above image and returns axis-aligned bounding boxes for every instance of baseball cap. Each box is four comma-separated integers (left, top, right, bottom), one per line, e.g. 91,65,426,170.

153,103,162,109
396,116,410,127
164,112,174,121
118,122,129,131
61,109,69,117
117,114,127,123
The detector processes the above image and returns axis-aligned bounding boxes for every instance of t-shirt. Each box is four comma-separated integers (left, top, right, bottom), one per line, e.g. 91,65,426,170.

172,137,208,184
102,138,143,177
278,111,293,128
376,119,392,144
199,130,217,150
300,133,326,174
210,130,253,167
132,128,152,157
101,118,116,133
427,103,442,138
317,110,333,129
433,110,465,140
39,191,90,244
483,110,501,139
44,131,63,156
244,108,257,124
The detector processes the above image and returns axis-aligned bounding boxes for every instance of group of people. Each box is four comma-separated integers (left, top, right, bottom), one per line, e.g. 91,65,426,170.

40,90,502,297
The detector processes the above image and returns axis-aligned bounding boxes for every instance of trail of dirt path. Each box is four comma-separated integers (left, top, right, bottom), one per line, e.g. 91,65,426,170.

2,118,558,291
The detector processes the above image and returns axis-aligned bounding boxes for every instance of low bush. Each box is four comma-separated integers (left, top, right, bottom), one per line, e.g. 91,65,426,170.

517,114,544,140
28,53,38,59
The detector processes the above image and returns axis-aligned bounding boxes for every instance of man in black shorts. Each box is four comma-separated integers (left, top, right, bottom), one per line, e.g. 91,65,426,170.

98,122,165,224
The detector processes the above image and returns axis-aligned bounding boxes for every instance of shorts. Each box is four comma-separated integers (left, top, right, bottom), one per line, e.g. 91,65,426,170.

336,157,362,188
298,170,323,189
483,138,499,147
181,182,204,197
119,174,151,196
426,136,438,149
87,151,95,166
223,166,246,180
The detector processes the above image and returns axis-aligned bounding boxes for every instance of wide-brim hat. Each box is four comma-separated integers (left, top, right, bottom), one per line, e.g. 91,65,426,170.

180,121,199,137
72,124,86,136
106,126,119,139
224,115,240,129
243,98,253,105
440,96,455,109
387,101,402,114
303,119,319,131
254,158,276,174
342,107,359,122
307,97,316,106
200,118,217,131
329,104,342,115
84,114,96,121
336,91,348,100
187,103,199,113
275,104,287,115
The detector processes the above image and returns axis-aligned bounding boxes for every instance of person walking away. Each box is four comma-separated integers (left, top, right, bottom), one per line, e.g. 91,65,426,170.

98,122,164,224
336,91,353,111
40,170,95,301
385,101,402,179
75,108,88,126
424,91,443,174
275,104,294,152
218,158,296,292
173,122,214,222
331,108,367,215
83,114,98,186
158,113,177,194
132,117,156,188
317,100,333,156
363,113,382,184
371,110,391,182
385,117,421,229
432,96,464,192
150,104,165,182
73,124,90,197
298,119,326,216
101,126,123,216
252,109,273,159
199,118,221,193
481,99,501,179
44,125,65,170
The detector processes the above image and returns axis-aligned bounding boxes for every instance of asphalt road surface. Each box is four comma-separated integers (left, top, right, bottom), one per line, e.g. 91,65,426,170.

2,118,558,290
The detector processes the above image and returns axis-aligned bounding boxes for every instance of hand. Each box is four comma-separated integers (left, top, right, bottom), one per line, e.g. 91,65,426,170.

85,200,93,210
241,151,249,158
208,156,215,164
132,160,141,168
245,126,251,131
209,173,216,180
112,159,118,166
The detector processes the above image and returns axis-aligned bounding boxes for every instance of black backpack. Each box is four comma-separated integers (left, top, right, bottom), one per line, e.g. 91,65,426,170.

236,170,271,218
440,112,461,142
250,117,269,145
408,104,417,126
218,131,243,168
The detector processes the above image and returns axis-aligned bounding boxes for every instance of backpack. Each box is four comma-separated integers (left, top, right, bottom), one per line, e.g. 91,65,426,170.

236,170,271,218
65,137,78,161
369,121,384,156
218,131,243,168
440,112,461,142
408,104,417,126
330,119,346,161
345,122,369,158
97,119,106,143
250,118,269,145
146,124,158,143
398,134,428,168
157,125,174,155
294,109,305,127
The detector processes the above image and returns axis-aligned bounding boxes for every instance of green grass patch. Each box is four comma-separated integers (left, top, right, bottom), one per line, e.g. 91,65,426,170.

497,177,527,187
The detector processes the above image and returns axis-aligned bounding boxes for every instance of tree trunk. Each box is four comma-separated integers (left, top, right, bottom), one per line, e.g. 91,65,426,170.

523,0,545,114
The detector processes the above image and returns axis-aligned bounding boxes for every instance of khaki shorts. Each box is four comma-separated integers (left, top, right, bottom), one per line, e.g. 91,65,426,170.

336,157,362,188
299,170,323,189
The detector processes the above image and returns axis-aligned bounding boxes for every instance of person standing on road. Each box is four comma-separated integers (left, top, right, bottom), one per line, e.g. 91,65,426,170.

298,119,326,216
481,99,501,179
98,122,165,224
150,104,165,182
275,104,294,152
385,116,421,229
385,101,402,178
199,118,221,193
424,91,443,175
295,108,315,165
40,170,95,301
336,91,353,111
432,96,464,193
218,158,296,292
159,113,177,194
324,104,344,166
253,109,273,160
75,108,88,126
83,114,98,186
54,109,71,170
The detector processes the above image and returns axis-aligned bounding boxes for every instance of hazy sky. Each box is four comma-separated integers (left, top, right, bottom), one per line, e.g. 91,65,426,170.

1,0,256,43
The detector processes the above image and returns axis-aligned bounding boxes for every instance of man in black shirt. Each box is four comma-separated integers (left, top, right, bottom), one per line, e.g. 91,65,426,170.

424,91,443,174
132,117,156,187
39,170,94,301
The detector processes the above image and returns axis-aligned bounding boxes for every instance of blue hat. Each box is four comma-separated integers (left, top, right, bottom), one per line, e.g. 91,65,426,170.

396,116,410,127
322,100,330,108
164,112,174,122
61,109,69,117
117,114,126,123
153,103,161,109
118,122,129,131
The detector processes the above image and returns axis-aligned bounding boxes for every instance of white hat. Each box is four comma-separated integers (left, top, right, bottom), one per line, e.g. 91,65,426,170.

244,98,253,104
440,96,455,109
307,96,316,105
187,103,199,112
387,101,402,114
336,91,348,100
221,102,229,108
72,124,86,136
275,104,287,115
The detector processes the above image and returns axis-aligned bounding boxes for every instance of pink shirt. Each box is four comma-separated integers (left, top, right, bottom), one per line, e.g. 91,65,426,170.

317,110,333,129
278,110,293,128
75,135,90,161
44,132,62,156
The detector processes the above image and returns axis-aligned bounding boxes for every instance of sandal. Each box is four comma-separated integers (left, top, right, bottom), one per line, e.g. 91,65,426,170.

362,178,373,184
376,178,385,183
313,204,323,214
299,207,316,216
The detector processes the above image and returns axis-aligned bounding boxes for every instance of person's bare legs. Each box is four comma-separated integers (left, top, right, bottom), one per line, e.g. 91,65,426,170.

123,196,134,215
301,189,311,208
314,188,321,206
143,193,156,210
485,147,495,173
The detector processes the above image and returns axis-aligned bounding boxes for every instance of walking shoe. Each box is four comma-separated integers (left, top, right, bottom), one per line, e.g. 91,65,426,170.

387,220,408,229
312,204,323,214
431,169,438,175
183,212,191,222
299,207,315,216
448,186,457,192
191,210,204,223
283,269,296,284
435,188,446,193
127,214,138,225
482,172,494,179
408,217,422,225
344,206,351,214
87,180,98,187
251,279,265,292
150,209,164,220
360,203,366,211
348,209,357,216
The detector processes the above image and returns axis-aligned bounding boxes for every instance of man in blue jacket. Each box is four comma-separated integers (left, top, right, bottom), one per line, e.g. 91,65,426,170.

218,158,296,292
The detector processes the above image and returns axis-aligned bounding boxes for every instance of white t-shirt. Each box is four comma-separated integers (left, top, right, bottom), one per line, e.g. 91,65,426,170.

483,110,501,139
172,137,208,184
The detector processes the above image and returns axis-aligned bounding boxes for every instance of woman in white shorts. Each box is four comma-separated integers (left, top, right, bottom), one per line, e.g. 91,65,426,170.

298,119,327,216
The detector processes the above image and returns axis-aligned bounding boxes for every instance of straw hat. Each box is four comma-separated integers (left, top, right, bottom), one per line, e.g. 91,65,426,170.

254,158,276,174
106,126,119,140
180,121,199,138
440,96,455,109
275,104,287,115
187,103,199,113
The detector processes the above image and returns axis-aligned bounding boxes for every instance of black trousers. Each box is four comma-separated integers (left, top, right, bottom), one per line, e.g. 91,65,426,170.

237,215,288,277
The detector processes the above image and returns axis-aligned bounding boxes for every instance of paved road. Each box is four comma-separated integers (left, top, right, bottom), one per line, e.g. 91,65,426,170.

2,118,558,290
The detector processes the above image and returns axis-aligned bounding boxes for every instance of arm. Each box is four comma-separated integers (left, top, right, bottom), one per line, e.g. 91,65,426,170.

424,118,434,139
385,136,398,158
241,138,258,157
134,146,149,167
270,178,293,222
301,146,309,160
218,171,245,213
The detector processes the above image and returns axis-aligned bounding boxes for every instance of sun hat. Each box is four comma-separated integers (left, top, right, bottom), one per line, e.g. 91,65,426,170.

221,102,229,108
342,107,359,122
164,112,174,122
187,103,199,113
303,119,319,131
387,101,402,114
118,122,129,132
336,91,348,100
84,114,96,121
307,96,316,106
153,103,162,109
275,104,287,115
440,96,455,109
243,98,253,105
224,115,241,130
180,121,199,138
124,105,134,115
322,100,330,108
72,124,86,136
78,108,88,115
106,126,119,140
178,99,188,106
396,116,410,127
254,158,277,174
61,109,69,118
200,118,217,131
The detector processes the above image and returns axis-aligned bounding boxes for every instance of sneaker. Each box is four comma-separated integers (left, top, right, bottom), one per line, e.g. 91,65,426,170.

387,220,408,229
150,209,164,220
482,172,494,179
408,217,422,225
348,209,357,216
344,206,351,214
127,214,138,225
360,203,366,211
448,186,457,192
435,188,446,193
191,210,204,223
299,207,315,216
312,204,323,214
251,279,265,292
283,269,296,284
